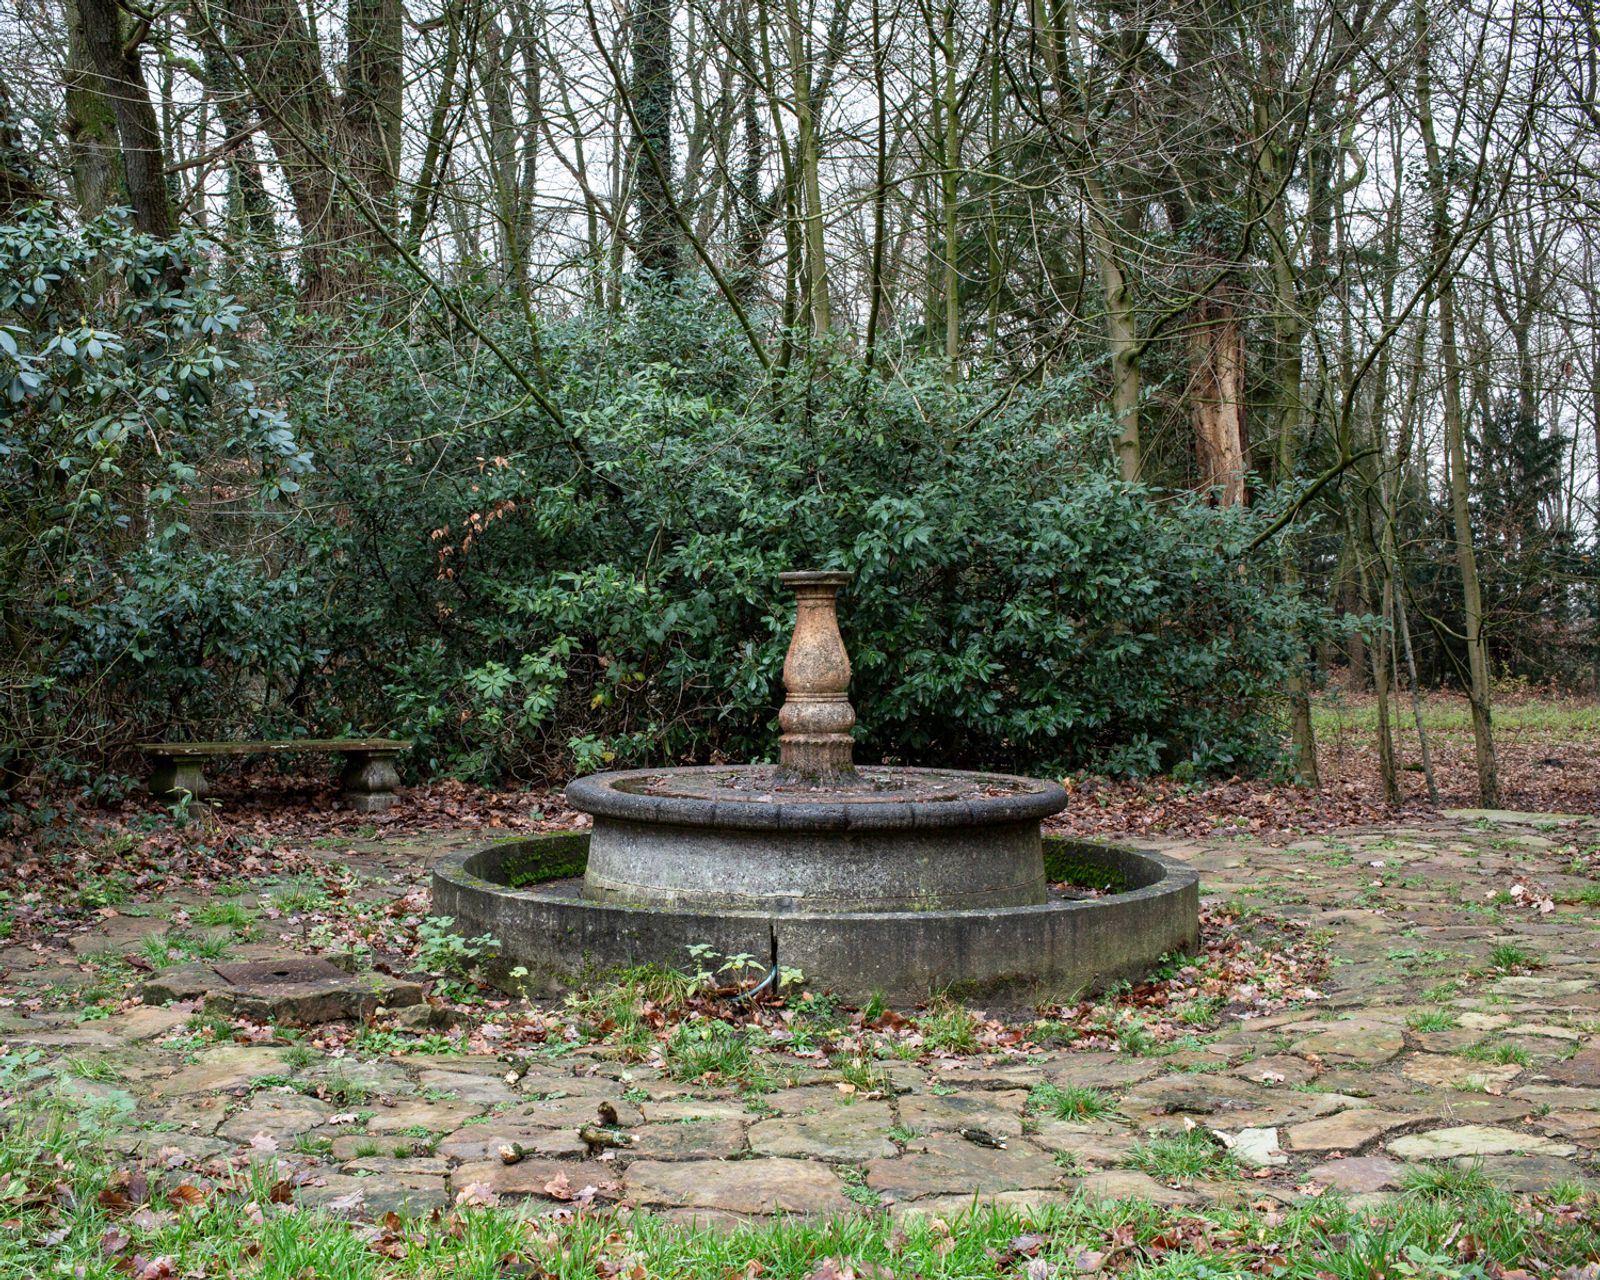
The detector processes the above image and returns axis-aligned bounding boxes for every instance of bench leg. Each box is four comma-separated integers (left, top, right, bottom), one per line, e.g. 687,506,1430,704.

339,751,401,812
149,754,209,802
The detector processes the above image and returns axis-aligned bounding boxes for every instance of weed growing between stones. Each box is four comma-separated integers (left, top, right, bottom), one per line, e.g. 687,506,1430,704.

1127,1128,1242,1183
1028,1083,1119,1121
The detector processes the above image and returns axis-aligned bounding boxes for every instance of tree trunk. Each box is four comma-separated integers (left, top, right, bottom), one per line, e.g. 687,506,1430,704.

211,0,381,300
1417,3,1499,806
631,0,679,279
1190,289,1248,506
73,0,174,236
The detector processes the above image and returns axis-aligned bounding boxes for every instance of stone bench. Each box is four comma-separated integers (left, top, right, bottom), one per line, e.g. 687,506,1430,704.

137,739,410,812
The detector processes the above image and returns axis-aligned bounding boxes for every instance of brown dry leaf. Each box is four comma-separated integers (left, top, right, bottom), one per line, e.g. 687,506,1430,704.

370,1234,409,1260
166,1184,205,1210
455,1181,499,1208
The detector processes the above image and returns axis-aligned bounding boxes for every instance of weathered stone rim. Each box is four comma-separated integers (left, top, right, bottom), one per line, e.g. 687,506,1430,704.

431,831,1200,1002
566,766,1070,832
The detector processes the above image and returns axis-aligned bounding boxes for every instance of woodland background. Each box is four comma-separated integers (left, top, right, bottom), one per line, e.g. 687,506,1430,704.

0,0,1596,806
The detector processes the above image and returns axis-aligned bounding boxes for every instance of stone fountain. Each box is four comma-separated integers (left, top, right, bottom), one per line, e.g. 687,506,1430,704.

433,572,1198,1002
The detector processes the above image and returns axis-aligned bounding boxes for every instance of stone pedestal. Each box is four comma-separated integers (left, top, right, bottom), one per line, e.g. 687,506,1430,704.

776,571,856,782
149,753,209,802
339,750,401,812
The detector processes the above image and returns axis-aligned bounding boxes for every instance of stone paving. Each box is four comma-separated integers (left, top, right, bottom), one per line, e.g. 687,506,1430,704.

3,809,1599,1227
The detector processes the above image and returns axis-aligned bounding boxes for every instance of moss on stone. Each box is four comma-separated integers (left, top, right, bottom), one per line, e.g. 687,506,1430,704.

500,833,591,887
1041,837,1131,893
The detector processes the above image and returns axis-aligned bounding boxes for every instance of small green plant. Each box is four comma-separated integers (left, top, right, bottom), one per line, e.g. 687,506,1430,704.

1028,1083,1118,1121
283,1045,317,1071
1402,1161,1495,1198
1407,1009,1459,1032
315,1074,372,1106
836,1165,880,1208
1178,995,1224,1027
65,1056,123,1083
415,916,499,999
194,901,256,930
1489,943,1541,972
665,1021,762,1085
1128,1129,1240,1183
916,1001,980,1053
76,873,132,910
272,883,332,914
1461,1039,1532,1067
831,1054,888,1093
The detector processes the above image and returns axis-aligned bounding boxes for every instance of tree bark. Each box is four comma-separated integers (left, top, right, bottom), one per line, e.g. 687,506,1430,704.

1190,289,1248,506
1417,1,1499,807
71,0,174,235
631,0,679,279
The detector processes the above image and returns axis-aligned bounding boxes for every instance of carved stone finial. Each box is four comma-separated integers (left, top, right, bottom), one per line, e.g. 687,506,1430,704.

776,571,856,781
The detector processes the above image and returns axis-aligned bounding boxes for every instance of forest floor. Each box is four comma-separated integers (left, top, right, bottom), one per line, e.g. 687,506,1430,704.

0,693,1597,1275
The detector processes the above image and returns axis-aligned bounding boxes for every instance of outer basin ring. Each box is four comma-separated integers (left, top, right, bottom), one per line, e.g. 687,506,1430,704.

566,765,1069,833
431,832,1200,1004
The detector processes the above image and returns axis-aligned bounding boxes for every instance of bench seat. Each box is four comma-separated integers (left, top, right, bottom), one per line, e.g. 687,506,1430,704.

137,739,410,812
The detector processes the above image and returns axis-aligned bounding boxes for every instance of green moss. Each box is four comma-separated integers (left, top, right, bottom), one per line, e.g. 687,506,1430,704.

500,833,591,887
1041,838,1131,893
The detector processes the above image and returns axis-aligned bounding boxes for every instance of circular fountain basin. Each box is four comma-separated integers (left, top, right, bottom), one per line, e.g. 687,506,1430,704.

431,830,1200,1003
567,765,1068,914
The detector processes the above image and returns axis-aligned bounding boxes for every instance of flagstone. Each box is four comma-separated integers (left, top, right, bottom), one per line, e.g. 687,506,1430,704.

341,1155,450,1177
435,1123,591,1161
1509,1085,1600,1111
1456,1154,1597,1192
626,1157,851,1215
750,1102,894,1161
889,1188,1073,1219
1387,1125,1576,1159
299,1171,449,1217
1229,1055,1320,1086
411,1068,518,1106
1491,977,1592,999
1533,1113,1600,1146
896,1089,1028,1140
450,1156,618,1200
642,1098,752,1123
1045,1053,1162,1090
865,1133,1063,1202
1304,1155,1407,1193
217,1093,336,1143
1537,1047,1600,1087
1026,1120,1135,1166
1400,1056,1523,1090
1289,1019,1405,1065
148,1046,291,1097
364,1099,483,1133
629,1119,750,1161
298,1057,414,1096
1229,1127,1286,1167
1285,1109,1412,1152
502,1094,643,1128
